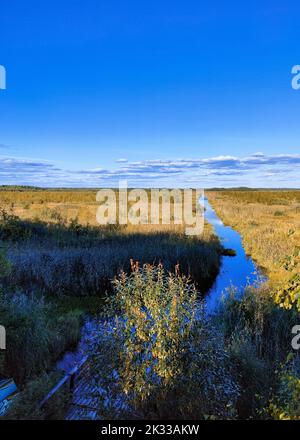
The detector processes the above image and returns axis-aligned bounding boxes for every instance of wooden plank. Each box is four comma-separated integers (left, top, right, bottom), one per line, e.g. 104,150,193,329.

39,355,89,409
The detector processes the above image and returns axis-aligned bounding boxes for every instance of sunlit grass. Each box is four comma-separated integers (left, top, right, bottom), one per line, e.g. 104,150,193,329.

207,190,300,288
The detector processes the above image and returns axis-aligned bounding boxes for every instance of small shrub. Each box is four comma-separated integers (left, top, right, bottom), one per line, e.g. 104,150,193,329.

87,264,239,419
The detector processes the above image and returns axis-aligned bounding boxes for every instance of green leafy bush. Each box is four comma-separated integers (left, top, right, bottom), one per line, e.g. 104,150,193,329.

267,354,300,420
87,264,239,419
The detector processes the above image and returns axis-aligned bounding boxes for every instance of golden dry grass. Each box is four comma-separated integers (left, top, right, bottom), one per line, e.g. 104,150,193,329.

0,188,206,236
0,190,100,225
207,190,300,287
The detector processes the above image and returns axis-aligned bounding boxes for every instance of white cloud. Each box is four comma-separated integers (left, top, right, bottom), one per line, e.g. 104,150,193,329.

0,153,300,187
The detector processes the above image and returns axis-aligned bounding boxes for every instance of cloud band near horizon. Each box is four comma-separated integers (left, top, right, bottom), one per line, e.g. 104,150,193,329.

0,152,300,188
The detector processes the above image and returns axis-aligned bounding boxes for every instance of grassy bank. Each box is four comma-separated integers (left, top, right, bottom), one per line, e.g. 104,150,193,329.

205,190,300,419
207,190,300,287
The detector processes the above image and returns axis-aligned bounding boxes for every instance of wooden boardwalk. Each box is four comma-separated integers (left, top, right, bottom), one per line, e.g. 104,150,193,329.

40,319,118,420
64,358,99,420
40,355,100,420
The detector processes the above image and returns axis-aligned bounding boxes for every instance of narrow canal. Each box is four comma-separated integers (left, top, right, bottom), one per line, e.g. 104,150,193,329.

200,196,265,313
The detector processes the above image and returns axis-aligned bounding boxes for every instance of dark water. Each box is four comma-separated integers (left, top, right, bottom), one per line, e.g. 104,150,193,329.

200,197,266,313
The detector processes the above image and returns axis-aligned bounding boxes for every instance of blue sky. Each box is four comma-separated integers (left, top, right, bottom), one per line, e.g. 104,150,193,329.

0,0,300,187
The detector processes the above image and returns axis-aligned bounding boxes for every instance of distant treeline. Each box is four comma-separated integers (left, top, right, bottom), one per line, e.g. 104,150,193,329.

0,186,97,192
1,185,299,192
208,187,300,191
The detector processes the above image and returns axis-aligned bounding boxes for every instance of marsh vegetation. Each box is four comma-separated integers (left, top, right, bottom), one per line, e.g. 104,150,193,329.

0,189,221,416
0,188,300,419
